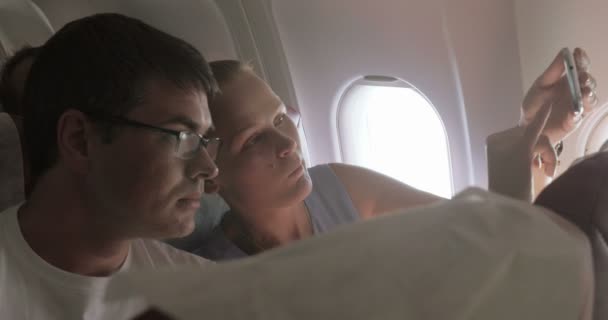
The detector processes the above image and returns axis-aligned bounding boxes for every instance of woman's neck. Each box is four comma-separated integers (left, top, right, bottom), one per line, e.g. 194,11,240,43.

223,201,313,254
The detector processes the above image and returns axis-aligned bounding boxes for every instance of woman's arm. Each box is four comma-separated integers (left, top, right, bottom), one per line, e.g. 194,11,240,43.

329,162,442,219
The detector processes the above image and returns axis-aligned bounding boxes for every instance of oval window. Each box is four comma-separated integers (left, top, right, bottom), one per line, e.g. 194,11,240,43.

338,79,452,198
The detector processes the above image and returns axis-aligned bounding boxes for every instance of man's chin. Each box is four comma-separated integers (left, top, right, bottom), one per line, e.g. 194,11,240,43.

150,213,197,240
166,218,197,239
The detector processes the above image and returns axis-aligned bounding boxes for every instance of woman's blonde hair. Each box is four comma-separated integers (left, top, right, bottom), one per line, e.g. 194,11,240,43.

209,60,254,87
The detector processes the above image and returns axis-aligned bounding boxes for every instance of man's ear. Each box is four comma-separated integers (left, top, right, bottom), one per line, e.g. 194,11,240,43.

204,179,220,194
56,109,92,175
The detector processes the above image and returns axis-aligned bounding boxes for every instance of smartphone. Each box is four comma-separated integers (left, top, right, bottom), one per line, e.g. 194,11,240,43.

561,48,584,116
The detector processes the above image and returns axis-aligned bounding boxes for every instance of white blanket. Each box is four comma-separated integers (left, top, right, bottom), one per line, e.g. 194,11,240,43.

102,188,593,320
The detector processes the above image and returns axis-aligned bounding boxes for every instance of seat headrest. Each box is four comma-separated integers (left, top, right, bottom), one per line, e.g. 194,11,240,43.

0,112,24,210
0,0,54,55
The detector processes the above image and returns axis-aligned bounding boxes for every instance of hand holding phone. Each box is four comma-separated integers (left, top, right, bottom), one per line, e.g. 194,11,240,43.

561,48,584,116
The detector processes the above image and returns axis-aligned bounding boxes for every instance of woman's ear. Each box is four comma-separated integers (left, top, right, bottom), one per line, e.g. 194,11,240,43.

204,179,220,194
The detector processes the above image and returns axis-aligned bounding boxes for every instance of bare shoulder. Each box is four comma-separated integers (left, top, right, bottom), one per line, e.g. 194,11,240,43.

327,162,373,180
327,163,441,218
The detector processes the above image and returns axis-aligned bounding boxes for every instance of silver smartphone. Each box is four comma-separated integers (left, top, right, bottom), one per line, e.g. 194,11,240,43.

561,48,584,116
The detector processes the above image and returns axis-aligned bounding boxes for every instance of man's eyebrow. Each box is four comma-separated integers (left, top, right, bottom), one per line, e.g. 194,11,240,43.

156,116,201,132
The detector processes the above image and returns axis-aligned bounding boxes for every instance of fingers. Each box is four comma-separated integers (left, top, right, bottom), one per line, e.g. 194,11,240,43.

535,134,558,178
524,103,553,152
574,48,598,116
536,50,566,88
523,48,597,131
579,71,597,91
574,47,591,72
577,71,599,116
581,86,599,114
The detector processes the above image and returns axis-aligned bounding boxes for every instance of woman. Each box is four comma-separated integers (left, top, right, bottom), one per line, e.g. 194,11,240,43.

195,48,599,260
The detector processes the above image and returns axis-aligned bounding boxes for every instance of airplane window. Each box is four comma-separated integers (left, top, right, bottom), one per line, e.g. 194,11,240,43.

338,80,452,198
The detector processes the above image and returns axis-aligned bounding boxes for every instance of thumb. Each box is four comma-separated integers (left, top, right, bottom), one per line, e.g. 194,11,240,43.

536,49,567,88
524,103,553,152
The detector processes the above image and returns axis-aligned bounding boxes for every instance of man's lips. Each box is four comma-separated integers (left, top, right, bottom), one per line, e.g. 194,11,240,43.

178,193,202,210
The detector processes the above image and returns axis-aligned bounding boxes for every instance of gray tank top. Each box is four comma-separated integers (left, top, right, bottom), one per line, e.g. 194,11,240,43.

194,164,360,261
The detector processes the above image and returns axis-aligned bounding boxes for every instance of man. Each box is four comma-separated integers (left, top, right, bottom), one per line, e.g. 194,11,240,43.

0,13,219,319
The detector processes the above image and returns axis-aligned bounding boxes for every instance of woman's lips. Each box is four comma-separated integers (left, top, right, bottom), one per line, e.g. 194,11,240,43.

178,194,202,210
288,163,304,178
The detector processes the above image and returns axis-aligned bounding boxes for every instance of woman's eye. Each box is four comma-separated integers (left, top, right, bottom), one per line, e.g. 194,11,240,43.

245,134,262,148
274,114,286,127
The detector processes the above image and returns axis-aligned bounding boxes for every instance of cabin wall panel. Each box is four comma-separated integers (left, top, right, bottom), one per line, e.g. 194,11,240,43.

271,0,523,190
33,0,238,60
445,0,523,187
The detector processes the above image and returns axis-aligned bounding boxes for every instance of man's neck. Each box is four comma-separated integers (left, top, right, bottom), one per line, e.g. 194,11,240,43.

225,200,312,253
18,171,130,277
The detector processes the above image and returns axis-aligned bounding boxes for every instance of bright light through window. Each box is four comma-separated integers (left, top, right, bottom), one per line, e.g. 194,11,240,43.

339,83,452,198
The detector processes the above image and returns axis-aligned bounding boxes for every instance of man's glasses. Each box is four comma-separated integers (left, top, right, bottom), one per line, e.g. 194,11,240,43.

85,112,221,160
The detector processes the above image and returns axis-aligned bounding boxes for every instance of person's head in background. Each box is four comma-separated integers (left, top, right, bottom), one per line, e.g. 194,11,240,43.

205,60,312,219
0,46,39,115
22,13,219,239
0,46,39,196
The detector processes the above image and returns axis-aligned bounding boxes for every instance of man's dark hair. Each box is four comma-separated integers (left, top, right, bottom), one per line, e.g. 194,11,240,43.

23,13,219,186
0,46,39,114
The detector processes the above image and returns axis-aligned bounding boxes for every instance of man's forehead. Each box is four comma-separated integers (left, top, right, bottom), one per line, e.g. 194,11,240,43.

132,81,213,133
200,105,214,132
157,103,214,134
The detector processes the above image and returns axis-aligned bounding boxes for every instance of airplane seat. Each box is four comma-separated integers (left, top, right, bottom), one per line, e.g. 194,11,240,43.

535,151,608,320
0,0,54,55
0,112,25,211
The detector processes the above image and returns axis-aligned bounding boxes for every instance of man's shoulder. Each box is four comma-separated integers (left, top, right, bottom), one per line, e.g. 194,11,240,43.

130,238,213,269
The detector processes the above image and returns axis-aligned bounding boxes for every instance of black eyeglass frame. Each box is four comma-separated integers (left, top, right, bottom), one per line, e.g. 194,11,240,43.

83,111,221,160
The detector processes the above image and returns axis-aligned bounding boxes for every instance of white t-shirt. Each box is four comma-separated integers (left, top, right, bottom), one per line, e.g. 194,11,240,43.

0,205,210,319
